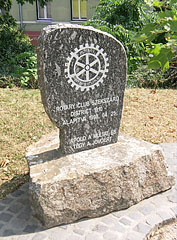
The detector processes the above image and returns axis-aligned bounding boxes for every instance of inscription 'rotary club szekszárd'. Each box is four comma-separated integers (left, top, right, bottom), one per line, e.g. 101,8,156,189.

65,43,109,91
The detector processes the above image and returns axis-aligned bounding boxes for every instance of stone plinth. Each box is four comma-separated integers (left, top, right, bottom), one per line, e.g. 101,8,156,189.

26,131,174,228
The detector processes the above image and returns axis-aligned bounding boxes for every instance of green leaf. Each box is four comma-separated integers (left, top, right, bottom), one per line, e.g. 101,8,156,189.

170,0,177,5
148,60,161,69
159,10,174,19
155,48,174,71
141,23,156,35
153,0,163,8
162,61,169,72
152,29,167,34
132,34,147,42
147,44,162,55
164,24,171,32
169,21,177,33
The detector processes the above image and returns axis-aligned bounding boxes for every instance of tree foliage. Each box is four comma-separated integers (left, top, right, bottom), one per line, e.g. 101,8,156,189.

0,0,52,88
133,0,177,72
85,0,157,73
0,0,52,12
91,0,152,30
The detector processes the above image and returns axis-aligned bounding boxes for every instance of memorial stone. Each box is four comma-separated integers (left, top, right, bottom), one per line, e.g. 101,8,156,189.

38,24,127,154
27,24,175,228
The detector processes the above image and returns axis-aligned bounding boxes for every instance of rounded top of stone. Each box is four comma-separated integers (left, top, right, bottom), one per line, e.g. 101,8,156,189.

41,23,125,52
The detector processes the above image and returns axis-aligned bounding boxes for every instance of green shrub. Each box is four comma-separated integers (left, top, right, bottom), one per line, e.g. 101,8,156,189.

133,0,177,72
84,0,159,73
85,20,145,73
163,55,177,88
128,63,176,89
0,13,38,88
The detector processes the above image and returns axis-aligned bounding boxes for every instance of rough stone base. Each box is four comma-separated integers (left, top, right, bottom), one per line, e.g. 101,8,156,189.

26,130,175,228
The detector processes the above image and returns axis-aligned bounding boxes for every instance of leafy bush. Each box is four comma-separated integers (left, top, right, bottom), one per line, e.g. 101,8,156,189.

133,0,177,72
84,0,157,73
130,0,177,89
0,13,38,88
163,55,177,88
128,61,176,89
85,20,145,72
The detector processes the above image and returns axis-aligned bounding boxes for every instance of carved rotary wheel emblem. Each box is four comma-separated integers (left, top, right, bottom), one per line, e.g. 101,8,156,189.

65,43,109,91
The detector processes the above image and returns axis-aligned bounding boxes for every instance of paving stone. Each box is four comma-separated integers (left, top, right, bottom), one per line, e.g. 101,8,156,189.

0,212,13,222
103,231,119,240
22,202,31,211
128,211,144,221
171,187,177,193
138,204,155,215
133,222,151,235
31,233,47,240
7,203,24,214
150,195,169,207
0,198,13,205
19,183,29,191
74,219,95,231
59,224,68,229
0,236,17,240
161,188,176,197
171,206,177,216
18,196,30,206
85,232,102,240
0,204,5,211
48,228,68,240
126,231,144,240
14,235,32,240
146,214,162,227
9,218,27,230
112,210,126,219
167,194,177,203
119,217,132,226
101,215,119,226
34,225,46,232
28,216,42,226
19,206,32,216
73,228,85,235
92,223,108,233
66,235,83,240
17,210,32,221
23,224,38,233
10,189,24,198
0,222,4,229
111,222,126,233
157,210,175,222
2,229,15,236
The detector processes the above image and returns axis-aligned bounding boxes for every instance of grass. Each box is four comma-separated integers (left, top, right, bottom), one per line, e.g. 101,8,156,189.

0,88,176,199
122,88,176,143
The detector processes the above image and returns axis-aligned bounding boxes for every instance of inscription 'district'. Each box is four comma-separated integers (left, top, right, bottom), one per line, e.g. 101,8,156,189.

56,95,119,126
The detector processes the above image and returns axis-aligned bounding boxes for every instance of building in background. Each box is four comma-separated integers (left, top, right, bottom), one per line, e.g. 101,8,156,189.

10,0,99,45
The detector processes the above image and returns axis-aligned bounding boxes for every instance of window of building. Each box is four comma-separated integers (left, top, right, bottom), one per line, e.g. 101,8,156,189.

71,0,87,20
36,0,51,20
